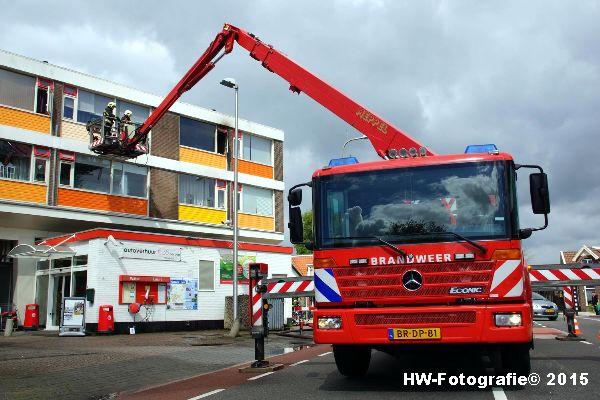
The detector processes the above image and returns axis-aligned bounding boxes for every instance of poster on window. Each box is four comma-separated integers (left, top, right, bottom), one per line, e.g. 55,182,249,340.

167,279,198,310
61,297,86,327
219,253,255,284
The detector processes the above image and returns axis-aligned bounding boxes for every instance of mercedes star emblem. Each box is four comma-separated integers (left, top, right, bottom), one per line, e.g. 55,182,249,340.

402,270,423,291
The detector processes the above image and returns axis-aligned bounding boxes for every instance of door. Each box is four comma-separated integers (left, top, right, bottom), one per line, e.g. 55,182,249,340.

47,274,71,329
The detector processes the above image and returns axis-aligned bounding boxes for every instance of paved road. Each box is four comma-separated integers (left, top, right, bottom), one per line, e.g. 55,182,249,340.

125,316,600,400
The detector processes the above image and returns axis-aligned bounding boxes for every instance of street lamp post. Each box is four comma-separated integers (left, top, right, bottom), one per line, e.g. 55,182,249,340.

220,78,240,337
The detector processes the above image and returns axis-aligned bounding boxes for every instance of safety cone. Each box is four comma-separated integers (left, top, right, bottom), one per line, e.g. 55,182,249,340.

574,316,581,336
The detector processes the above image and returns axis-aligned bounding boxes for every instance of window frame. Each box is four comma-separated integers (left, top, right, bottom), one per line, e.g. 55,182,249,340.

62,85,78,121
59,160,75,187
240,184,274,217
178,174,220,209
179,117,223,154
241,133,273,166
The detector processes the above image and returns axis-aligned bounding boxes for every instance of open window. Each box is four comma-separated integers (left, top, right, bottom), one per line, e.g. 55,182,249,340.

36,78,52,115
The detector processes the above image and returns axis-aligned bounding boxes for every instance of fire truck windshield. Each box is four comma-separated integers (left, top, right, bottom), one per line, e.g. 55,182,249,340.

316,161,513,249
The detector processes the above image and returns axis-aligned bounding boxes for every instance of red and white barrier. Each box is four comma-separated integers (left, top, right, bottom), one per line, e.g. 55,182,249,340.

251,278,263,327
530,267,600,283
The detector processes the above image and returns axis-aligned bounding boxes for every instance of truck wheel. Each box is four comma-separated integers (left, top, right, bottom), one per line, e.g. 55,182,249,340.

501,346,531,376
333,345,371,377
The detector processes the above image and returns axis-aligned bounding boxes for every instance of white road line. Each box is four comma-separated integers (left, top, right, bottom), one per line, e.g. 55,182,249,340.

290,359,309,366
582,317,600,322
318,351,332,357
581,341,593,345
541,325,547,328
492,387,508,400
248,372,274,381
188,389,226,400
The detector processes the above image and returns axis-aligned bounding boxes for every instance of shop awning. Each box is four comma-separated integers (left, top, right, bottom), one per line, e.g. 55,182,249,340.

8,244,76,260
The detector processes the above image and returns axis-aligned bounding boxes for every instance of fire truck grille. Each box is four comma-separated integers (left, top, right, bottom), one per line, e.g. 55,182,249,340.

355,311,477,326
335,262,494,301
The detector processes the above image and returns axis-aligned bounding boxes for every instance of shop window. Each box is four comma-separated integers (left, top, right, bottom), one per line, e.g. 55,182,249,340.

73,271,87,297
53,258,72,271
242,133,272,165
73,154,111,193
36,260,50,271
0,68,35,111
242,185,273,216
73,255,88,267
0,139,31,181
63,85,77,120
180,117,222,153
77,89,112,124
111,162,148,198
179,174,216,207
198,260,215,291
116,99,149,125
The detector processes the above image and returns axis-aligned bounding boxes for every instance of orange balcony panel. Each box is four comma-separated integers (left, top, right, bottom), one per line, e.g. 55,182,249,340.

58,188,147,216
239,213,274,231
0,105,50,134
61,120,88,141
0,180,46,203
180,147,226,169
238,160,273,179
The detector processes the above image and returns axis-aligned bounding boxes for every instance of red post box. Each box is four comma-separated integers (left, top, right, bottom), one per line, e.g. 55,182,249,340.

23,304,39,330
98,305,114,334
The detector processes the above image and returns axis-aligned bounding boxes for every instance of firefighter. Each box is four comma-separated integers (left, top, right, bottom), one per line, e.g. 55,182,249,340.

103,101,117,138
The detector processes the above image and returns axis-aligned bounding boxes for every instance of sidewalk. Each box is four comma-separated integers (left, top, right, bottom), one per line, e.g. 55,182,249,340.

0,329,314,400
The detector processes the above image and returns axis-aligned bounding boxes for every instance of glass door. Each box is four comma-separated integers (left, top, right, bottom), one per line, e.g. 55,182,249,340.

47,274,71,329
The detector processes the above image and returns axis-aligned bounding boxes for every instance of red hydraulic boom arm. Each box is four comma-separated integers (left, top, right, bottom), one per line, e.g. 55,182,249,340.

127,23,434,159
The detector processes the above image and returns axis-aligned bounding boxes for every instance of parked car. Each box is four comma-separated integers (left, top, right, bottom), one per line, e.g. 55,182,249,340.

532,292,559,320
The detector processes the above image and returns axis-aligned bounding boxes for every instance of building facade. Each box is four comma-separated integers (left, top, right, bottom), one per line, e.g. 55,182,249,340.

0,49,286,325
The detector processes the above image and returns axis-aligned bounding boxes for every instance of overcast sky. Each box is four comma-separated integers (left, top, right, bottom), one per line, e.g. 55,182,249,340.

2,1,599,264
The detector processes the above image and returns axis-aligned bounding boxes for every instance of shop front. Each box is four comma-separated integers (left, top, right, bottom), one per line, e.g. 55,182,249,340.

34,229,293,333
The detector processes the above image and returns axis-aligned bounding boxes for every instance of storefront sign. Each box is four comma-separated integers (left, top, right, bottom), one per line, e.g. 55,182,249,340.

116,245,181,261
219,253,255,284
167,279,198,310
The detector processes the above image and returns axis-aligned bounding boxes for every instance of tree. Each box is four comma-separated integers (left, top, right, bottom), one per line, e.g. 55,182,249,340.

294,210,313,254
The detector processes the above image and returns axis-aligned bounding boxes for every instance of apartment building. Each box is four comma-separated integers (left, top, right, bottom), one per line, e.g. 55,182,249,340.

0,49,288,328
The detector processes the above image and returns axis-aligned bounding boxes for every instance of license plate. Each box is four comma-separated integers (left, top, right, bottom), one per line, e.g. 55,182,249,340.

545,308,555,313
388,327,441,340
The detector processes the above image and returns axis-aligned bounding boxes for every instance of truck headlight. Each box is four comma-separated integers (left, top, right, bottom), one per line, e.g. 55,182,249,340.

495,313,522,327
317,316,342,330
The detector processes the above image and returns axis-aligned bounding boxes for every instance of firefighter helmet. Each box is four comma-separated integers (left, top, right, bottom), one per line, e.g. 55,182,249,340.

107,101,116,108
124,110,132,117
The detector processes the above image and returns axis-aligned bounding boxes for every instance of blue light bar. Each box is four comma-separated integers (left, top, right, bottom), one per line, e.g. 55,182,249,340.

464,144,498,154
328,157,359,167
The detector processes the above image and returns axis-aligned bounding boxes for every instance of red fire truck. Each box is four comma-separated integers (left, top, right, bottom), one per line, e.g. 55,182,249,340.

90,23,550,378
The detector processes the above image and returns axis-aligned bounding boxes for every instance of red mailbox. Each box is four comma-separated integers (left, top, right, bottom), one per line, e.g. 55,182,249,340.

23,304,39,330
98,305,114,334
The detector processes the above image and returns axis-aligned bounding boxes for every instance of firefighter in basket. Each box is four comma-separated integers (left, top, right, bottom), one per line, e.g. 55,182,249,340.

103,101,117,138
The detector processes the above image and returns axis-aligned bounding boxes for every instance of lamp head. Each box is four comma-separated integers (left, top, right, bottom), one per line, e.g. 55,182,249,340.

220,78,237,89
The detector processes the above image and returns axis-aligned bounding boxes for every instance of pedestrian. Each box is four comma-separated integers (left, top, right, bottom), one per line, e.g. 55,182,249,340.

592,293,599,315
103,101,117,138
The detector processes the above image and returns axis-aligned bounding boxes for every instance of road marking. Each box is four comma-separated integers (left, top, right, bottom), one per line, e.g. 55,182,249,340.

581,341,593,345
492,387,508,400
541,325,547,328
581,317,600,322
290,359,309,366
248,372,274,381
318,351,332,357
188,389,225,399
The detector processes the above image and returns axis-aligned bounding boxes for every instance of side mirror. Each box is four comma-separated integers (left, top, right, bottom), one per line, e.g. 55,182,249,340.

530,172,550,215
288,188,302,207
288,206,303,243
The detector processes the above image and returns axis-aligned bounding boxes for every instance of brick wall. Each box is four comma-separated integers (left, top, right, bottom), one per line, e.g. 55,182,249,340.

61,120,88,142
274,140,283,181
149,168,179,220
151,112,179,159
51,82,63,136
274,190,284,233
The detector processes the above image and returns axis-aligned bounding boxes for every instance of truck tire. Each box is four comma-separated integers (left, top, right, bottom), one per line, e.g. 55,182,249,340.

501,346,531,376
333,345,371,377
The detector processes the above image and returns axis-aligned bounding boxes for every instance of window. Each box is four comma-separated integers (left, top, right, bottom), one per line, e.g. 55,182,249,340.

242,185,273,216
111,162,148,197
180,117,221,153
63,86,77,120
77,90,111,123
33,158,47,182
0,68,35,111
73,154,111,193
198,260,215,291
179,174,216,207
217,180,227,209
243,133,272,165
0,140,31,181
59,162,73,186
116,100,149,124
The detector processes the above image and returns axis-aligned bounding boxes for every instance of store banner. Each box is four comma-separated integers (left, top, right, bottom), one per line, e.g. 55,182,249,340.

116,245,181,261
219,252,255,284
167,279,198,310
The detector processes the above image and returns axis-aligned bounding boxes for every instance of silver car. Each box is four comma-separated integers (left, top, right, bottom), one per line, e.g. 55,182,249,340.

532,292,559,320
